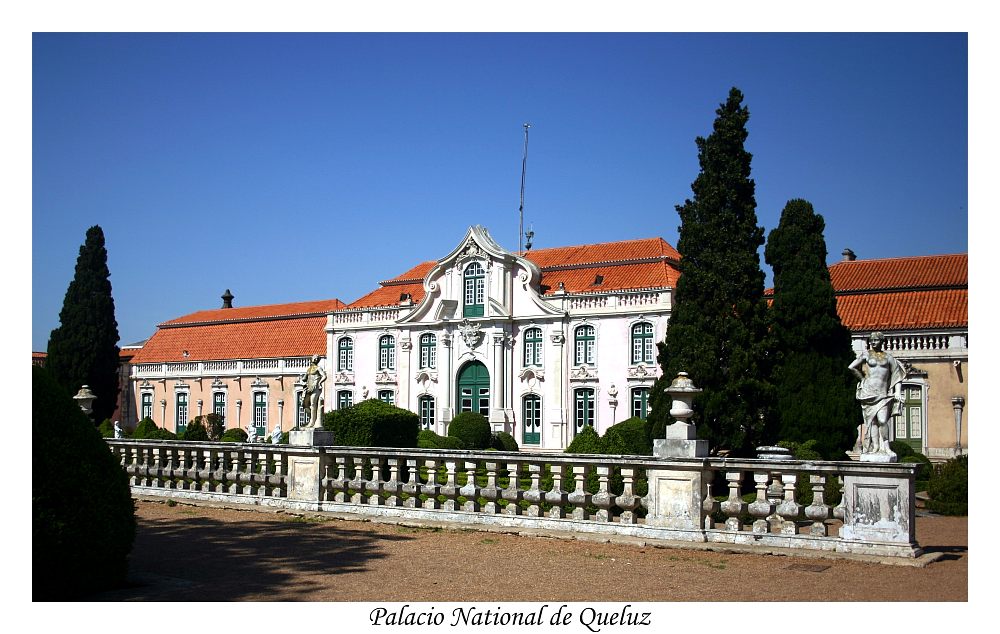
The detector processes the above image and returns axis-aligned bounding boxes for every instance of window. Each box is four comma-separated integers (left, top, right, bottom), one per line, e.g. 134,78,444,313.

631,322,654,364
378,390,395,405
895,384,924,452
574,325,595,366
338,337,354,371
213,392,226,424
253,392,267,431
522,394,541,444
141,392,153,421
420,333,437,369
175,392,189,433
419,395,435,430
463,261,485,317
379,335,396,370
523,327,543,366
574,389,595,432
631,387,650,420
338,390,353,410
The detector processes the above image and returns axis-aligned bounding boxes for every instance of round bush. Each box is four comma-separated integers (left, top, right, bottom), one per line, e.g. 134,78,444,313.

220,428,249,443
492,431,519,452
324,399,420,447
603,417,651,456
447,412,493,450
148,428,178,440
901,452,933,482
565,425,604,455
97,418,115,438
132,417,159,439
890,440,917,459
181,419,209,441
418,429,465,450
32,366,136,600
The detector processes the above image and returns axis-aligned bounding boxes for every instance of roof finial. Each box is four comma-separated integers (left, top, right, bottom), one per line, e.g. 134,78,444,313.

221,289,234,308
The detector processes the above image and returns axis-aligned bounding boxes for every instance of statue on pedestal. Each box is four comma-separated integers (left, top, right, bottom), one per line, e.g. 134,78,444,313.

849,331,906,457
246,422,258,443
300,354,327,428
113,420,123,439
271,423,282,445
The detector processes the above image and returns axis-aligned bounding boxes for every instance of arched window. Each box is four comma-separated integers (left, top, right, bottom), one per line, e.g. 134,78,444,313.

574,325,596,366
175,392,189,433
463,261,486,317
253,391,267,435
522,394,541,445
338,337,354,371
574,388,595,432
523,327,543,367
631,322,654,364
379,335,396,370
419,395,435,430
631,387,650,420
420,333,437,369
141,392,153,421
213,391,226,423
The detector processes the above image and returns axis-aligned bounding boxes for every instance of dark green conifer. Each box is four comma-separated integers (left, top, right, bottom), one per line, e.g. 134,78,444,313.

646,88,773,456
765,199,857,458
46,225,121,423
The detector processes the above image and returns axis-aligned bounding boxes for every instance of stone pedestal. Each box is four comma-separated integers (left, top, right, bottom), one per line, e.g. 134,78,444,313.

840,473,915,544
289,429,336,447
287,454,322,502
644,467,704,530
860,451,897,463
653,422,708,458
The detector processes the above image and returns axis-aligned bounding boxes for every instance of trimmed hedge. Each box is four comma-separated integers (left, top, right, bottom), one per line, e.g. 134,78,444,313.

180,419,209,441
148,428,178,440
447,412,493,450
418,429,465,450
492,431,519,452
890,440,917,459
565,425,603,454
32,366,136,600
602,417,652,456
927,455,968,516
132,417,159,439
324,399,419,448
220,428,249,443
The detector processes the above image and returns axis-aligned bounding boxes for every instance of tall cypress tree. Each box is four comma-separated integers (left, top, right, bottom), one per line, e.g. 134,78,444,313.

647,88,773,456
46,225,121,423
765,199,857,458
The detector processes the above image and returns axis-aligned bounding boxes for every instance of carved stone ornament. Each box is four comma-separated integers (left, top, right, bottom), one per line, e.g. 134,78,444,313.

441,333,453,347
211,378,225,389
414,370,438,385
175,380,189,389
334,371,355,385
518,367,545,382
570,366,598,381
251,376,267,388
463,242,483,258
459,319,484,349
374,371,397,385
628,365,652,378
400,338,413,351
550,332,566,345
139,379,153,389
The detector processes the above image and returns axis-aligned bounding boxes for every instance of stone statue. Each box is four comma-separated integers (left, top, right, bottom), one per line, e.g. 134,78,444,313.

271,423,282,445
849,331,906,457
113,420,123,439
246,422,258,443
300,354,327,428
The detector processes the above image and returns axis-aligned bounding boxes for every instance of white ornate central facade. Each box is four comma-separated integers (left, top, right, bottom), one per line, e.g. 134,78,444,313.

325,226,677,451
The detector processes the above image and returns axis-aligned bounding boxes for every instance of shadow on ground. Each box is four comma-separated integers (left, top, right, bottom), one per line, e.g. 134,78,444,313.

88,511,412,601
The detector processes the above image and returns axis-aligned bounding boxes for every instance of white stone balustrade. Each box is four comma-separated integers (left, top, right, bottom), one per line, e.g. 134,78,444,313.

106,440,922,560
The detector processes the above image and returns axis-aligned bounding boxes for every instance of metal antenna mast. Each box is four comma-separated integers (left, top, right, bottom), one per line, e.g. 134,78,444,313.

518,122,532,254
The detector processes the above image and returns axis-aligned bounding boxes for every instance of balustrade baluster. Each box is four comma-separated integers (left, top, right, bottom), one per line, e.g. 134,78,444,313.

366,456,384,505
164,447,178,490
777,473,801,534
567,465,590,520
721,471,745,531
182,448,196,491
749,471,773,534
501,462,522,516
350,457,366,504
481,462,500,514
333,456,350,502
804,474,831,536
592,466,614,522
617,467,640,524
460,461,480,512
320,459,334,502
766,471,783,531
421,460,441,510
129,446,140,486
213,449,226,493
242,450,255,496
702,470,719,530
199,448,213,492
227,449,241,495
545,464,567,519
402,459,419,508
383,458,402,507
439,461,459,511
523,464,543,517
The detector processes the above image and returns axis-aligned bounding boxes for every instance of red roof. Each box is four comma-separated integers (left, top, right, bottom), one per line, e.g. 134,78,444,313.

162,299,344,326
828,253,967,291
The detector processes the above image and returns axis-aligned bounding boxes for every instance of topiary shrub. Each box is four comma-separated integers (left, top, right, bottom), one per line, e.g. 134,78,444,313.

191,413,225,440
32,365,136,600
491,431,519,452
890,440,916,459
323,399,420,447
902,452,933,483
97,418,115,438
220,428,249,443
132,417,159,439
927,455,968,516
148,428,178,440
447,412,493,450
180,419,209,441
602,417,652,456
418,429,465,450
565,425,604,454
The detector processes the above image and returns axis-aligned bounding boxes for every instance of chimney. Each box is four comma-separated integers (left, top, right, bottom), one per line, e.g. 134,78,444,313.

221,289,234,308
842,248,857,262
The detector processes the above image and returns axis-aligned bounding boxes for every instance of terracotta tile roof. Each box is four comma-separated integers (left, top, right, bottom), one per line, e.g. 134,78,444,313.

161,299,344,326
828,253,967,292
133,298,344,364
347,237,681,308
835,289,967,331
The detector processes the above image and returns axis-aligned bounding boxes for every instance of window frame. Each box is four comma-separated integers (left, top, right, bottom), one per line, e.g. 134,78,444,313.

175,391,189,433
419,333,437,369
523,327,543,367
253,391,268,430
338,337,354,371
574,324,596,366
378,334,396,371
419,395,435,430
631,322,654,365
378,389,395,406
631,387,650,420
463,261,486,317
574,388,595,432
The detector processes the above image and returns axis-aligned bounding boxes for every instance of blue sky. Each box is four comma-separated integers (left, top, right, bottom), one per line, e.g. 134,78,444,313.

32,33,968,351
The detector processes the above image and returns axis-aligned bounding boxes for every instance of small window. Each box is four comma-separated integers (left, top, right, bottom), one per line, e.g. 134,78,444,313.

631,322,654,365
253,392,267,433
175,392,189,433
338,390,353,410
378,390,395,406
141,392,153,421
338,337,354,371
419,395,435,430
379,335,396,370
574,388,595,432
420,333,437,369
213,392,226,424
463,261,485,317
574,325,595,366
631,387,650,420
523,327,543,367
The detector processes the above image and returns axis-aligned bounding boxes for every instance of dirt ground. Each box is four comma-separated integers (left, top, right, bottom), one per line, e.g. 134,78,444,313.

89,499,967,602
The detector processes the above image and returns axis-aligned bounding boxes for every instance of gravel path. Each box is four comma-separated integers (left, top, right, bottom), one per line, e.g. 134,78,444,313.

90,499,967,602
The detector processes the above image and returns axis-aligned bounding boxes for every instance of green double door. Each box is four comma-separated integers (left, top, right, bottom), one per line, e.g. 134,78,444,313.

457,361,490,417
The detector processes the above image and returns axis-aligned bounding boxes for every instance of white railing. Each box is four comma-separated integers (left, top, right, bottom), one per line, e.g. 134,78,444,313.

564,291,664,313
568,296,609,310
334,311,366,325
106,440,921,560
132,357,312,378
204,361,238,372
618,292,662,308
